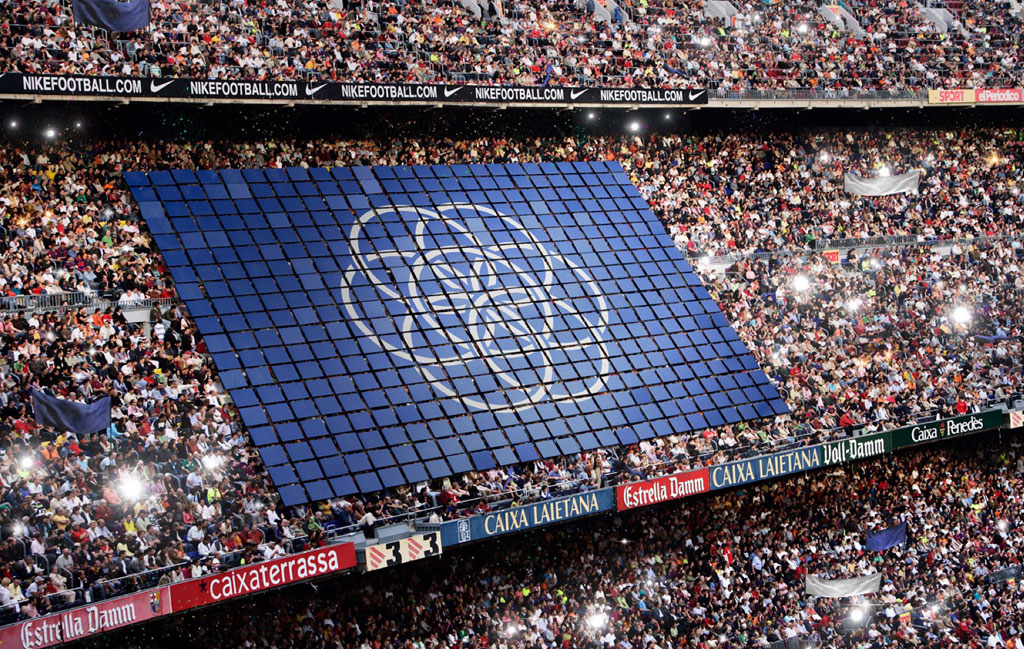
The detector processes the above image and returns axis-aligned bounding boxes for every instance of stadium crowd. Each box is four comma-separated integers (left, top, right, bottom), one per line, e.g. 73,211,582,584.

3,127,1018,266
0,128,1020,620
0,0,1021,90
89,434,1024,649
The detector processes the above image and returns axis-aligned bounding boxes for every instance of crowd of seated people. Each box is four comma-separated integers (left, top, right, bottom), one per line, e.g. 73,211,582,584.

85,434,1024,649
0,129,1020,621
0,300,289,620
3,128,1018,269
949,0,1024,85
0,0,1020,89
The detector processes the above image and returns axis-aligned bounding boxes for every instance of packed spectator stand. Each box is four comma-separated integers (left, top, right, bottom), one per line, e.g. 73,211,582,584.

85,434,1024,649
0,128,1021,630
0,0,1020,90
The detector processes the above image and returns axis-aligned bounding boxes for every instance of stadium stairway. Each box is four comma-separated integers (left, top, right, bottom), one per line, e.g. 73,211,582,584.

459,0,483,20
704,0,738,22
819,3,867,36
589,0,632,24
920,3,961,33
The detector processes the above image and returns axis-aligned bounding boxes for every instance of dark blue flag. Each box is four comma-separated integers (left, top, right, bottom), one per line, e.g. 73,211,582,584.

73,0,149,32
32,389,111,435
865,521,907,551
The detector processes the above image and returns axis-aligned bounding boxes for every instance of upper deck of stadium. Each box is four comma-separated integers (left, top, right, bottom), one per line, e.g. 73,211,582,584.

0,0,1021,107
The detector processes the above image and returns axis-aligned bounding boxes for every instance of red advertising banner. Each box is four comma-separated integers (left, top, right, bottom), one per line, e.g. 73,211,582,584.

0,587,170,649
170,543,356,612
976,88,1023,103
616,468,710,511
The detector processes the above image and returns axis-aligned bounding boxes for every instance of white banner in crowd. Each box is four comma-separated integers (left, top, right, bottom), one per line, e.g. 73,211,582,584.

805,573,882,597
843,171,920,196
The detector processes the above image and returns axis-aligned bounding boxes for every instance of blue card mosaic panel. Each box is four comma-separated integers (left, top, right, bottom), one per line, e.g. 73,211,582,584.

126,162,788,506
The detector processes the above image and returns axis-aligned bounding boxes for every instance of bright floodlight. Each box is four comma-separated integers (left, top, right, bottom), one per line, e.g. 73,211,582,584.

202,454,224,470
819,150,830,162
505,625,518,637
847,298,862,313
998,519,1009,533
850,607,866,622
879,166,891,177
798,23,808,33
588,612,608,629
664,112,671,120
792,275,810,292
952,306,972,325
75,122,82,129
8,121,16,128
629,121,641,133
12,524,24,537
119,476,144,501
44,128,55,139
700,36,711,47
587,112,596,120
19,456,33,470
930,603,940,614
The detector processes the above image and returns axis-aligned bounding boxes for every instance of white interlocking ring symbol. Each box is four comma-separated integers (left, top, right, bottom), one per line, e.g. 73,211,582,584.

340,203,611,412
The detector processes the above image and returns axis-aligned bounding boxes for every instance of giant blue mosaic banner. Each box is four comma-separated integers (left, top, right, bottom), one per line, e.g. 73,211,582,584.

127,162,787,505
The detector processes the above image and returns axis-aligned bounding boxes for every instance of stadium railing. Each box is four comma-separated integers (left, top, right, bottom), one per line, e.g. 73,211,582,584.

0,292,177,315
88,562,189,600
810,233,1004,251
691,233,1007,263
767,638,812,649
710,88,931,101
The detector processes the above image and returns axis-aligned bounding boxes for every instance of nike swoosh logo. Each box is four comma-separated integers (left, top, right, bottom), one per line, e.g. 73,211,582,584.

150,79,174,93
570,89,588,100
688,90,706,101
305,83,327,96
443,87,461,98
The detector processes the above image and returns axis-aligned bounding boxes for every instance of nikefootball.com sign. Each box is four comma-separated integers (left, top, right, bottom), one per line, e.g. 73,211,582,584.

0,74,709,106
